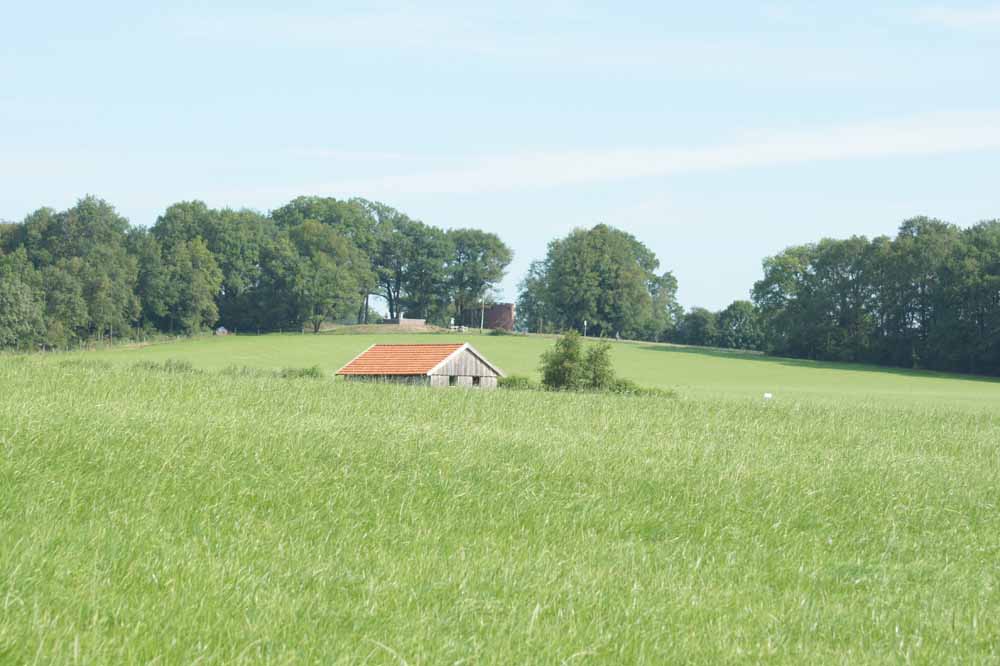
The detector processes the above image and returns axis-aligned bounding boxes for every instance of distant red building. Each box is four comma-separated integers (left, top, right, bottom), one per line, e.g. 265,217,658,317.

458,303,516,331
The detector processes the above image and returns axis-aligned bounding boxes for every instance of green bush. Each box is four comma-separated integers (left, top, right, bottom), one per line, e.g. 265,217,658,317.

131,359,198,374
584,340,615,390
219,365,271,379
540,331,585,390
58,359,113,370
609,377,676,398
489,328,513,336
278,365,324,380
498,374,539,390
540,331,671,397
162,359,197,374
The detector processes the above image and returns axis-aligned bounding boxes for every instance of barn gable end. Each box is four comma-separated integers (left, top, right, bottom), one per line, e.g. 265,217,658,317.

428,346,502,378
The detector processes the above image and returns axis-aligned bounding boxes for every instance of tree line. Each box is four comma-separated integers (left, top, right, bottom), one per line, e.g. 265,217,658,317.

0,196,512,348
512,223,762,350
751,216,1000,374
515,216,1000,376
6,198,998,377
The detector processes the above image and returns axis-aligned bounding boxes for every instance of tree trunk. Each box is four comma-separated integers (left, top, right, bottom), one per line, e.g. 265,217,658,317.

357,294,366,324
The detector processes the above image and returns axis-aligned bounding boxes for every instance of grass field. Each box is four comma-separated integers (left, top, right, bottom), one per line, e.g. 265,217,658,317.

71,330,1000,410
2,334,1000,662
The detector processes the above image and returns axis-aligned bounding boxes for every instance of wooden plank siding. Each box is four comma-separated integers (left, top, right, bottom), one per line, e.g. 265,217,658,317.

429,348,500,378
343,375,430,386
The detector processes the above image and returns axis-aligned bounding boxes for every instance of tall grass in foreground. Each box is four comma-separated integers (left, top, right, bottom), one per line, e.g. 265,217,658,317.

1,358,999,663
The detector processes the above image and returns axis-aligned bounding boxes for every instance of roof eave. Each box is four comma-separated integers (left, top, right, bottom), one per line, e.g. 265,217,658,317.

334,343,377,375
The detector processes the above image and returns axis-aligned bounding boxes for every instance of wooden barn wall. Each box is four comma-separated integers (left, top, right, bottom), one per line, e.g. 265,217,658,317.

430,349,499,377
343,375,429,385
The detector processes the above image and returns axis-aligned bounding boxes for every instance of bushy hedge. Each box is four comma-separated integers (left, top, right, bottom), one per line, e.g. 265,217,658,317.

607,378,676,398
130,360,325,380
540,331,617,391
497,375,539,390
277,365,325,380
131,359,198,374
497,332,674,397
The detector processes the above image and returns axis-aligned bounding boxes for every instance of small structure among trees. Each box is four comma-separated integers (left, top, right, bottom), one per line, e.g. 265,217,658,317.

458,303,516,331
336,343,504,388
380,313,428,329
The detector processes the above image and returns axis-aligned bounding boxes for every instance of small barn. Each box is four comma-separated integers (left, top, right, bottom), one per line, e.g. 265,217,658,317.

336,343,505,388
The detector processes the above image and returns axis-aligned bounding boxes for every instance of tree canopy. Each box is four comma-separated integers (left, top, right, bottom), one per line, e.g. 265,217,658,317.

751,217,1000,373
8,194,999,377
517,224,680,341
0,195,512,348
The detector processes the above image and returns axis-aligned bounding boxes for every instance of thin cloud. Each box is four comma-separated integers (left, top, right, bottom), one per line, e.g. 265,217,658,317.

288,148,416,162
174,8,934,85
178,9,508,53
910,6,1000,28
292,111,1000,197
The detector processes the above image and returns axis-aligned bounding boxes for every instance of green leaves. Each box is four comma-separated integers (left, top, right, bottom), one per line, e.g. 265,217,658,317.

518,224,679,340
752,218,1000,373
287,220,372,333
446,228,513,322
0,276,44,350
540,331,618,392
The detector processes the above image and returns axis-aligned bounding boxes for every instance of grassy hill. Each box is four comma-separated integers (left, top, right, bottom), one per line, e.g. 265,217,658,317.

71,329,1000,410
2,334,1000,662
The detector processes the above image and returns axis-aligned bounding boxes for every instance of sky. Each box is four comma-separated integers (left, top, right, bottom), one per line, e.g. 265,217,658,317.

2,1,999,309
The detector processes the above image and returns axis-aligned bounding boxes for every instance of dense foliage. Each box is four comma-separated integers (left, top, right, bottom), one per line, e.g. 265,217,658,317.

752,217,1000,374
8,197,999,376
517,224,681,341
671,300,764,351
539,331,619,392
0,196,512,348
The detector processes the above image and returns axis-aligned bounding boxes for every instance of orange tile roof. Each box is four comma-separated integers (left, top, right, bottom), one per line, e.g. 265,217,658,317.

337,343,466,375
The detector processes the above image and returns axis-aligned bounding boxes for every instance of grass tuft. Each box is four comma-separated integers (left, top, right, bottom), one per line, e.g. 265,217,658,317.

276,365,325,380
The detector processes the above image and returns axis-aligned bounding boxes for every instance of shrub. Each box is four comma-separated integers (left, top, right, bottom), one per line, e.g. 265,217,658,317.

219,365,270,379
583,340,615,390
540,331,672,397
540,331,585,390
131,359,198,374
58,359,113,370
609,378,676,398
278,365,324,380
162,359,197,374
489,328,513,336
498,375,539,390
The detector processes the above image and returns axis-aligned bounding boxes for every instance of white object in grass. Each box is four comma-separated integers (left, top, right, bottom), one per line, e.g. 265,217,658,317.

763,392,773,400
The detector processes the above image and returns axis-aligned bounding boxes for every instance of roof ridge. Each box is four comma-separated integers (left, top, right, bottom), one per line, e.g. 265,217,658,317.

369,342,464,346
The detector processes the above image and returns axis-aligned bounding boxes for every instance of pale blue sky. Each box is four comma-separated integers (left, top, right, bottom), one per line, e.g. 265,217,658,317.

2,2,999,308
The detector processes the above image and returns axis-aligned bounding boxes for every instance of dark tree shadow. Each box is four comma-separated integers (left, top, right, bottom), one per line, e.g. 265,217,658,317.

633,342,1000,386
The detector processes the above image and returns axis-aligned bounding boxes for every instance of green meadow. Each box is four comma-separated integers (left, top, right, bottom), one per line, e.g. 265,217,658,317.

78,330,1000,410
2,333,1000,663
